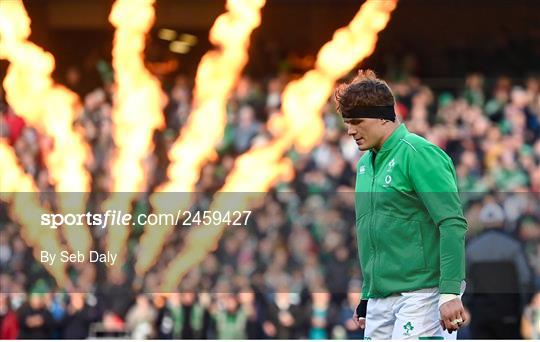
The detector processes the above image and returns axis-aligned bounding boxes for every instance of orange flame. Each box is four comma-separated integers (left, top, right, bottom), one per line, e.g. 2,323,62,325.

135,0,266,275
283,0,399,152
0,140,68,287
105,0,165,267
0,0,92,255
160,0,398,289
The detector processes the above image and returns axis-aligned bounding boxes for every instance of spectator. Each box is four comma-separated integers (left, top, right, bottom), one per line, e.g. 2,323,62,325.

465,201,535,338
1,107,25,145
462,73,485,107
125,294,156,339
0,294,19,339
164,75,191,132
99,269,134,318
17,292,54,339
263,288,304,339
516,215,540,287
307,290,337,339
214,294,247,340
238,291,263,339
233,105,262,153
155,293,204,339
61,293,99,339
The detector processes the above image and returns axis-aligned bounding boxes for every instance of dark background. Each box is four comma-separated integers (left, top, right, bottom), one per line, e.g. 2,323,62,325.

13,0,540,89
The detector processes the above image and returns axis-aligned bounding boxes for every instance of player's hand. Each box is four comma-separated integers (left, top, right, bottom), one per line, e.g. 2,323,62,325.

353,311,366,329
439,298,466,333
353,299,368,329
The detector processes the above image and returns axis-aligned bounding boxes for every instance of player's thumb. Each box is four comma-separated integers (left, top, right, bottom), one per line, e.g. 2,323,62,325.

359,317,366,329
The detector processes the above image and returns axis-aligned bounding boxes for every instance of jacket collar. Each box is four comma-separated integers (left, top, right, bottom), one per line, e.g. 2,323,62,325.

375,123,408,153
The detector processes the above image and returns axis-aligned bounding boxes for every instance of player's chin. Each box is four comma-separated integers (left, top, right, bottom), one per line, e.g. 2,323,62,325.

356,142,370,151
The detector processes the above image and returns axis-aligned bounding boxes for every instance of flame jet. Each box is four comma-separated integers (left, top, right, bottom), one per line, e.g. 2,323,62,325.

0,141,68,287
135,0,266,275
0,0,92,255
105,0,165,266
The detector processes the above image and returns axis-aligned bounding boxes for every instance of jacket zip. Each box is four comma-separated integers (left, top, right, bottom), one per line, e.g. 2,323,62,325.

368,152,377,295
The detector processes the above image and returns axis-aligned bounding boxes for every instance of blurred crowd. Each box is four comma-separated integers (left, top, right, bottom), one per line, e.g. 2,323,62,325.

1,63,540,339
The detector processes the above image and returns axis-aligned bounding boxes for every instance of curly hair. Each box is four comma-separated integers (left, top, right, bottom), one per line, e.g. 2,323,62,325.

334,70,395,115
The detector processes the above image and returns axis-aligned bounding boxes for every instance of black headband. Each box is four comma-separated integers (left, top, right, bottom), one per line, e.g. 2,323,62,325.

342,105,396,121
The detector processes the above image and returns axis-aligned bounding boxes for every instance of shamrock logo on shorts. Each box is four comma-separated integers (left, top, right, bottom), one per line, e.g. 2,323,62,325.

403,321,414,335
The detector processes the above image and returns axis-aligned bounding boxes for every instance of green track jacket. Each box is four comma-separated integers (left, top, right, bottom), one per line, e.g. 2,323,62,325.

355,123,467,298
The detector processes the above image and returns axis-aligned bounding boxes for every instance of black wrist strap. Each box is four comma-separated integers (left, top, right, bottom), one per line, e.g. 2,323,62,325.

356,299,368,318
